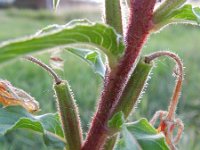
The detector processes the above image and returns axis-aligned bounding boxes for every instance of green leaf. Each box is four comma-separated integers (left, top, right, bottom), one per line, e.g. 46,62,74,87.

85,51,98,63
66,47,106,77
43,132,66,149
116,126,142,150
153,0,187,24
153,4,200,31
166,5,200,24
108,111,125,130
0,20,125,67
116,118,169,150
0,105,65,148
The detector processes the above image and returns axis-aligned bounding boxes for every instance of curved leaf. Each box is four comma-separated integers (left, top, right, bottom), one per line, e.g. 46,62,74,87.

0,20,125,66
166,5,200,24
116,118,169,150
116,126,142,150
153,4,200,30
0,105,65,148
66,47,106,77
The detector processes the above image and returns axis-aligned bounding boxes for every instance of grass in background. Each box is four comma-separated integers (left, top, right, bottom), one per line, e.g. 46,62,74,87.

0,7,200,150
0,8,101,41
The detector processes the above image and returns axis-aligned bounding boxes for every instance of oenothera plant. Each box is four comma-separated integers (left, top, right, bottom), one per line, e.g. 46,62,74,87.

0,0,199,149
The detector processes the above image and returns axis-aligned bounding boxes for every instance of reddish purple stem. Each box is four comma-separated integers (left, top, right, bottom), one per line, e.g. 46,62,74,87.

82,0,156,149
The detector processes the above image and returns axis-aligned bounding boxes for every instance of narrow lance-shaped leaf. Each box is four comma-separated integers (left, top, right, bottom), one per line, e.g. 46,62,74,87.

0,106,65,149
54,81,83,150
0,20,125,67
115,119,170,150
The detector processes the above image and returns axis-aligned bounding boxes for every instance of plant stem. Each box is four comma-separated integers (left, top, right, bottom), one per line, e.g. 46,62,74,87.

104,135,118,150
104,57,153,150
24,56,62,84
54,81,83,150
24,56,83,150
145,51,183,120
112,57,153,118
82,1,156,149
105,0,123,34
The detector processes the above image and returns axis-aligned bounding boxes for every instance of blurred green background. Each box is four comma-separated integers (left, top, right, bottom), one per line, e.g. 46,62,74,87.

0,1,200,150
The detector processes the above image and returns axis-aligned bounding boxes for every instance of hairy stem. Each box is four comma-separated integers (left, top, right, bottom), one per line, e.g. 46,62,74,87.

24,56,82,150
105,0,123,34
104,58,152,150
82,1,156,149
145,51,183,120
104,135,118,150
54,82,83,150
112,57,153,118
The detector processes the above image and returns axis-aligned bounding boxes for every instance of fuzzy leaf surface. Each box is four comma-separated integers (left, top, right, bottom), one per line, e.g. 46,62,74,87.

167,5,200,24
116,119,169,150
0,106,65,148
0,20,125,65
66,47,106,77
153,4,200,30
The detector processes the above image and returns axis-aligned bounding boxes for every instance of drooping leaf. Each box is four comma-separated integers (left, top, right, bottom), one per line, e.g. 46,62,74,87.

0,105,65,148
0,20,125,66
116,118,169,150
66,47,106,77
